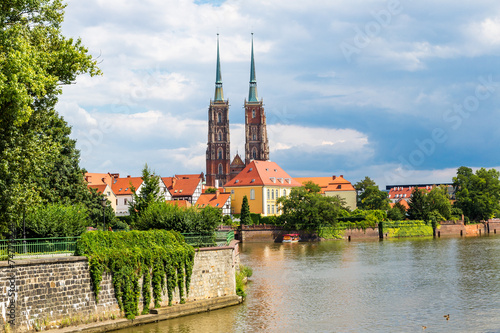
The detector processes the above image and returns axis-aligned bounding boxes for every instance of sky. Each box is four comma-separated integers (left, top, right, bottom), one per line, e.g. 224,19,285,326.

57,0,500,188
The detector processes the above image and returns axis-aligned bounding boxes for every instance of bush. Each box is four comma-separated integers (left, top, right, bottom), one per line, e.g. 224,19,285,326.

236,264,253,298
26,203,88,238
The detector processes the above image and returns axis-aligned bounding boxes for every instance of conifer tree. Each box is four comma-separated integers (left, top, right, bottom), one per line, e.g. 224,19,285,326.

240,196,252,225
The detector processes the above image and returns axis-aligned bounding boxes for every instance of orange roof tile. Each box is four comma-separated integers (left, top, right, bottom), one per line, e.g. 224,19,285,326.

390,199,410,209
195,192,230,209
295,175,355,193
388,185,434,199
225,160,301,187
85,172,114,187
162,175,202,197
88,184,108,194
111,176,143,195
165,200,191,208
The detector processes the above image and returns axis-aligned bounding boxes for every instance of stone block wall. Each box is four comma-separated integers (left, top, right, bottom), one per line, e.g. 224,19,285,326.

0,241,239,332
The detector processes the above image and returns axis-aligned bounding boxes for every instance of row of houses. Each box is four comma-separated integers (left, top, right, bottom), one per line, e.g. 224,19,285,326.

86,160,359,217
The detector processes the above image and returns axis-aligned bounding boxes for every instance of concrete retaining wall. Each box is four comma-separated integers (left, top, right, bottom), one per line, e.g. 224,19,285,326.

0,241,240,332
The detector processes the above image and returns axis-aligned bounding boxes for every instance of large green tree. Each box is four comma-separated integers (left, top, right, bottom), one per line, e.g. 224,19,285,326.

407,187,429,221
277,186,346,232
426,186,452,221
358,186,390,210
453,166,500,221
240,196,252,225
0,0,100,235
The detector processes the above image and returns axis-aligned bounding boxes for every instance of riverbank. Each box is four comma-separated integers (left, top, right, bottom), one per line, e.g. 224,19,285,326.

54,296,242,333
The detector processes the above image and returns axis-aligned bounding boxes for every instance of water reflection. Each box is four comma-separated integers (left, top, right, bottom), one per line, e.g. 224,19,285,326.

114,235,500,333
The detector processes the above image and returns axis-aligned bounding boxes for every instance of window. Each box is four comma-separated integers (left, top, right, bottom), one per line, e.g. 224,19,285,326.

267,205,270,214
116,199,118,205
124,198,128,205
252,109,256,118
250,189,255,200
252,148,257,159
218,148,223,159
271,205,275,214
217,112,222,123
267,189,270,198
107,191,110,196
276,189,279,198
253,133,256,140
218,163,223,175
271,189,274,199
218,131,222,141
283,189,287,196
231,190,235,194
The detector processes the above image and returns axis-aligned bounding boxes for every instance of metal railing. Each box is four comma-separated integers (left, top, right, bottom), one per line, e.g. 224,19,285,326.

0,237,80,259
182,231,235,248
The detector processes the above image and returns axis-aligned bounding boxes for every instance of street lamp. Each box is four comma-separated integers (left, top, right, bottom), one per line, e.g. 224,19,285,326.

101,197,107,231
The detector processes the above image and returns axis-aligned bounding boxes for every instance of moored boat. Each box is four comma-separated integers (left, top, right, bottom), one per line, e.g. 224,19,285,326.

282,234,300,243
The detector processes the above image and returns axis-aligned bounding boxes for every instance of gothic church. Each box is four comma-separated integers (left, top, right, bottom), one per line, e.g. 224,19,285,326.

206,34,269,187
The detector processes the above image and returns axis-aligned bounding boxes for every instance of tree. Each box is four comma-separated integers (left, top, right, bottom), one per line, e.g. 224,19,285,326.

277,187,346,232
0,0,100,235
407,188,429,221
358,186,390,210
129,164,163,220
303,181,321,193
426,186,451,221
26,203,88,238
453,166,500,221
354,176,376,193
240,196,252,225
387,201,406,221
205,187,217,194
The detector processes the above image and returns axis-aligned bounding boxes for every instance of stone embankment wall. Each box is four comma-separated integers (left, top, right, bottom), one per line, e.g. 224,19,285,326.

0,241,239,332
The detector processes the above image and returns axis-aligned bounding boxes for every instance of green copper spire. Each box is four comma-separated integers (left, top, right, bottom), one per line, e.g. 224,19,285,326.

214,34,224,102
248,33,258,102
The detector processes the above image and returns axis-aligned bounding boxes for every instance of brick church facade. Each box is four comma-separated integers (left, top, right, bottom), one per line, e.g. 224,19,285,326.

206,34,269,187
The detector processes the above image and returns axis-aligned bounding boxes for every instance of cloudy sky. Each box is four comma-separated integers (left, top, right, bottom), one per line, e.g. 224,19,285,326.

58,0,500,188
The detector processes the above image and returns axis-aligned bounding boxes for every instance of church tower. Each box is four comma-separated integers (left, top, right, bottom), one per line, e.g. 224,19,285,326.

244,34,269,164
206,35,231,187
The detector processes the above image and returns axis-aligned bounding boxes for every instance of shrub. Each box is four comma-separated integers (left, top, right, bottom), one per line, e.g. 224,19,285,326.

26,203,88,238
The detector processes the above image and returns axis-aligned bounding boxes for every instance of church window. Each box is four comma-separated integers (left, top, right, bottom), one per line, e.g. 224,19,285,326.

217,112,222,123
218,148,223,159
253,133,256,140
250,189,255,200
218,164,223,174
218,131,222,141
252,109,256,118
252,148,257,159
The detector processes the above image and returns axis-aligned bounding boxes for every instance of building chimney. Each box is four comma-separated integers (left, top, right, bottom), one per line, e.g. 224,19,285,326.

127,175,131,178
216,190,220,199
340,175,343,178
172,178,177,188
332,175,336,180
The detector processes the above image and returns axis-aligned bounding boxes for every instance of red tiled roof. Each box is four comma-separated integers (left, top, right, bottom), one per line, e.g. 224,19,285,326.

224,161,301,187
295,175,355,193
166,200,191,208
388,185,434,199
162,175,202,197
88,184,107,194
85,172,114,187
196,192,230,209
390,199,410,209
111,176,143,195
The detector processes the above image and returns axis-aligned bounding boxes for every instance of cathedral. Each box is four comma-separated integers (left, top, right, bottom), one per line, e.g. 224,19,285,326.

206,34,269,187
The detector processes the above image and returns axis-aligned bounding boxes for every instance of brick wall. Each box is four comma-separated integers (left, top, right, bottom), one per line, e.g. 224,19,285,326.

0,242,239,332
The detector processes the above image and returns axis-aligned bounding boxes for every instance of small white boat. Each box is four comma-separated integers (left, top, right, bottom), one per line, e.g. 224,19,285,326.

282,234,300,243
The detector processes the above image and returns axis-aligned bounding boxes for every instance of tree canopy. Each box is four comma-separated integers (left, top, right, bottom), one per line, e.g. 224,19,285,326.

129,164,163,221
453,166,500,221
358,186,390,211
0,0,100,236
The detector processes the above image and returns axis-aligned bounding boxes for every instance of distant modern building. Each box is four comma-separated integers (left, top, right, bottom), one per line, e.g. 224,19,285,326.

224,160,301,216
295,175,357,210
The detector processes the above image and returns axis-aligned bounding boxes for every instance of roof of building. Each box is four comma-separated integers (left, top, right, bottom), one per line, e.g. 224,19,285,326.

162,174,203,198
111,176,143,195
294,175,355,193
390,199,410,209
225,160,301,187
85,173,114,187
388,185,435,199
88,184,108,194
195,192,231,209
230,154,245,166
165,200,192,208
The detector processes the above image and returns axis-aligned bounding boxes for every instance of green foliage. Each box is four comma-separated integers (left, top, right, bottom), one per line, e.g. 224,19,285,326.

204,187,217,194
318,227,344,239
337,209,387,229
358,186,390,210
26,203,88,238
453,166,500,221
387,201,407,221
240,196,252,225
129,164,163,221
303,180,321,193
235,264,253,298
0,0,100,236
354,176,376,193
407,188,429,221
135,202,220,233
381,220,433,238
222,215,233,226
427,186,452,220
75,230,195,319
277,186,347,232
260,215,278,225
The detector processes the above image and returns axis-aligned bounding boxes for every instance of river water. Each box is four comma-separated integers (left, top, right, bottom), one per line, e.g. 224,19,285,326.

116,235,500,332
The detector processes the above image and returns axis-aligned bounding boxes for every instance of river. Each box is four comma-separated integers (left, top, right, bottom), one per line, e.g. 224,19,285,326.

115,235,500,332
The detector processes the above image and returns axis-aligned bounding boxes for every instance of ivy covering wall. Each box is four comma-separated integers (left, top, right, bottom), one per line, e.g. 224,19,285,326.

75,230,195,319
